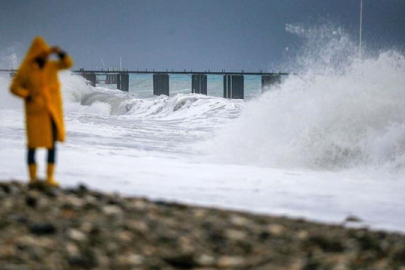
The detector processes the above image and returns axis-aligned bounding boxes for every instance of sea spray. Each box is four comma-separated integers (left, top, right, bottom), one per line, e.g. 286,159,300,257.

205,25,405,173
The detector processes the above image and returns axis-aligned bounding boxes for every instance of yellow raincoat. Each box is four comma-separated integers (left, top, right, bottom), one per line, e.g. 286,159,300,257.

10,37,73,148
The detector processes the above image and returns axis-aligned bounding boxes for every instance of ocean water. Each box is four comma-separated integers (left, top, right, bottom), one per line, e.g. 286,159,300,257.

1,25,405,232
96,74,263,99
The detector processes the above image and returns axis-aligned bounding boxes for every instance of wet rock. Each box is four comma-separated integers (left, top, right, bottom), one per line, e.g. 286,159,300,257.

225,229,247,240
117,230,133,243
25,195,37,208
80,222,94,233
117,254,144,266
163,253,197,269
0,181,404,270
82,195,98,208
28,181,49,191
8,214,29,224
266,223,286,236
66,242,80,257
68,229,87,242
102,205,123,216
65,184,88,196
68,254,97,269
29,222,57,235
44,188,61,198
127,220,149,234
230,214,251,226
345,215,362,223
68,247,98,268
0,183,11,193
196,254,215,266
297,230,309,240
307,235,345,253
2,198,14,210
62,196,85,209
127,200,148,211
77,183,88,193
217,256,246,268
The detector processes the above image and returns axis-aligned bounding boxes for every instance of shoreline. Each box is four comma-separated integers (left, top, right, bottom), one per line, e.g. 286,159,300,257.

1,181,404,270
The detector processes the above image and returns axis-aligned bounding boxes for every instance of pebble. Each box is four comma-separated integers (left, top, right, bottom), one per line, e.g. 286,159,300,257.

345,215,362,223
117,230,133,242
102,205,123,216
117,254,144,266
68,254,97,268
25,195,37,208
127,220,149,233
66,242,79,257
128,200,148,211
297,230,309,240
267,223,286,236
163,253,197,268
63,196,86,208
68,229,87,242
225,229,247,240
0,182,404,270
196,254,215,266
29,222,57,235
217,256,246,267
230,214,250,226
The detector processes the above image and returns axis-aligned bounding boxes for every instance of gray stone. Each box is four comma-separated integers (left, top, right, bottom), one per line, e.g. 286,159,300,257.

29,222,57,235
217,256,246,268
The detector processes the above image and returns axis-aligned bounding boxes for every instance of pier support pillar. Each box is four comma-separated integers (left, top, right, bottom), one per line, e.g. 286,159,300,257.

153,74,169,96
192,74,207,95
223,75,244,99
117,73,129,92
261,74,281,92
81,73,97,87
106,74,117,84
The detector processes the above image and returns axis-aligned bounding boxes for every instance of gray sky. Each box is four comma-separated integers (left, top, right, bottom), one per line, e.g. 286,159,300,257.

1,0,404,71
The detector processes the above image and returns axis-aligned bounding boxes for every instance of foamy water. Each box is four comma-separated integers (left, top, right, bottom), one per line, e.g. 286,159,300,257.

207,51,405,173
202,25,405,178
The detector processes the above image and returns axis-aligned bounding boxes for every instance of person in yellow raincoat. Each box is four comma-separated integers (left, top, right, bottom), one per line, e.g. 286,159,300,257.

10,36,73,187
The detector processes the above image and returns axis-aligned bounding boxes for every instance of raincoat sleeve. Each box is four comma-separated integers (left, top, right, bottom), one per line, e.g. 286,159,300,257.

55,52,73,70
10,72,30,99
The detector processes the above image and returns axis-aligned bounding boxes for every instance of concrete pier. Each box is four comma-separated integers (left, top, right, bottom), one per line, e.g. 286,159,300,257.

105,74,117,84
153,74,169,96
261,74,281,92
0,68,289,99
191,74,207,95
223,75,244,99
81,73,97,87
117,73,129,92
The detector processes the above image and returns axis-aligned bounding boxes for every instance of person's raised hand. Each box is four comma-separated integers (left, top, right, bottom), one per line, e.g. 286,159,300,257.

51,46,61,54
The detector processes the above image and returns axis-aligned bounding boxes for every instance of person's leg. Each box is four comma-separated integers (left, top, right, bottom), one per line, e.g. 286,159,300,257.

27,148,37,183
46,120,59,187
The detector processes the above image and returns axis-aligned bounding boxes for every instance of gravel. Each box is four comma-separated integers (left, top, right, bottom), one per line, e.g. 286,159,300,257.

0,181,404,270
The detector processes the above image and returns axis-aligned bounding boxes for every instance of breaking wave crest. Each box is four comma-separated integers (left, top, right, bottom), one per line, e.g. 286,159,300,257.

205,25,405,174
59,72,243,120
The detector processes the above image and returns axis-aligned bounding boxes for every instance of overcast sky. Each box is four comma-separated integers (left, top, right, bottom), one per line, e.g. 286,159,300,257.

1,0,404,71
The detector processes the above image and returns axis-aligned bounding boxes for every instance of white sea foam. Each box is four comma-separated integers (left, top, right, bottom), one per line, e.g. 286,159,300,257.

205,25,405,174
58,72,243,120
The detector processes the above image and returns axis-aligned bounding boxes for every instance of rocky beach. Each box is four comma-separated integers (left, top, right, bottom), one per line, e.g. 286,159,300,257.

0,181,404,270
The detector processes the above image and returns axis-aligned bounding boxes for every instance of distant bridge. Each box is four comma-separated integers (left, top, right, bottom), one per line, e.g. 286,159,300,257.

1,68,289,99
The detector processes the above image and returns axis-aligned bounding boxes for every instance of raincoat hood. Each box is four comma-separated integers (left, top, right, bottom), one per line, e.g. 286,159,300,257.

20,36,51,68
